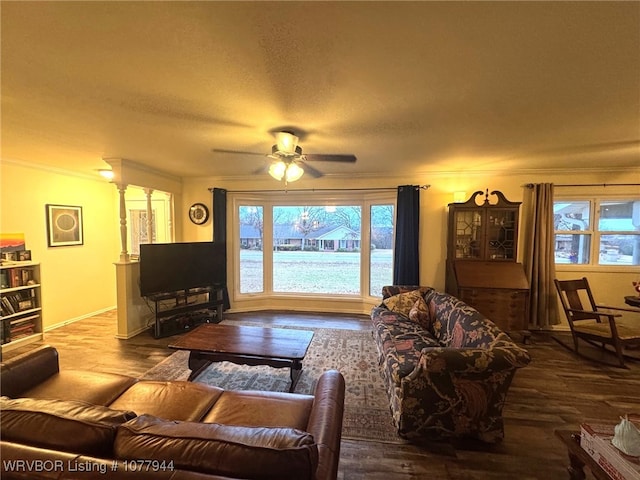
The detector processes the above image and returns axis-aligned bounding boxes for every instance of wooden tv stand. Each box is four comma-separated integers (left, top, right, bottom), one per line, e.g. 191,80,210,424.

148,286,224,338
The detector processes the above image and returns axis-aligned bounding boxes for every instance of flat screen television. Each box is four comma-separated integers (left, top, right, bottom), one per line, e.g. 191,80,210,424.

139,242,226,297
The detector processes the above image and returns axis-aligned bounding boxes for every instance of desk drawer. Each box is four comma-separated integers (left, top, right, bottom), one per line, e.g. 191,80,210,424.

458,288,529,332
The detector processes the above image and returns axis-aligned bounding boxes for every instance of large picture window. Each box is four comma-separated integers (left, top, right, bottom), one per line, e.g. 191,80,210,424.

238,205,263,294
554,198,640,266
370,204,394,296
234,192,395,299
272,205,362,294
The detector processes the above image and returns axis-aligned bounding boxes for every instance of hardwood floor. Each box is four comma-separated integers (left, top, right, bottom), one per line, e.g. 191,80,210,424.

4,310,640,479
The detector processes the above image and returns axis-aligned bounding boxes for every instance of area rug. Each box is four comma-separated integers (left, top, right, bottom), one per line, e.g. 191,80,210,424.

142,323,405,444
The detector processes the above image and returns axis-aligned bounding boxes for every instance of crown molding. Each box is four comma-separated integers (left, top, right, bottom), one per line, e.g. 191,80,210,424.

4,156,636,185
1,157,105,182
194,165,638,183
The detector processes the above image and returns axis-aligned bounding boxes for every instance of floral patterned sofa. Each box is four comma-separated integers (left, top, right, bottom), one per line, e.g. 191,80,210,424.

370,285,531,443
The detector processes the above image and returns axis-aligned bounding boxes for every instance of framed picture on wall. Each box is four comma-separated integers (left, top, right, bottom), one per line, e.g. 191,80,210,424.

46,204,84,247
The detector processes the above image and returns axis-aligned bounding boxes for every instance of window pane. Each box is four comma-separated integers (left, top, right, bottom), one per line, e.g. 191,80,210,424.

599,234,640,265
239,206,263,293
370,204,394,296
273,206,361,294
453,210,483,259
129,209,156,256
599,200,638,231
555,234,591,264
554,201,591,231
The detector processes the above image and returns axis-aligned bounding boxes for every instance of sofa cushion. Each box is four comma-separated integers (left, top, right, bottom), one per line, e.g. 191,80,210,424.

0,396,136,457
22,369,138,406
382,331,440,381
371,308,440,382
429,291,506,347
115,414,319,480
202,390,314,430
108,380,224,422
372,310,431,341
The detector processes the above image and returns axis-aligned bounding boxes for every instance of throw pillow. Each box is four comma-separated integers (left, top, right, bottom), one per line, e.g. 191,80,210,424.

408,296,431,329
382,290,424,318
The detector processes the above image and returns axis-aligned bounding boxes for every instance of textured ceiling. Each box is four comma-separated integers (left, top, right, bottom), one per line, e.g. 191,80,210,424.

1,1,639,180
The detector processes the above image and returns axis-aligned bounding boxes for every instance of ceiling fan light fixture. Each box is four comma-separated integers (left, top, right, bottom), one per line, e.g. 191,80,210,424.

268,160,287,180
285,162,304,182
275,131,299,154
268,160,304,183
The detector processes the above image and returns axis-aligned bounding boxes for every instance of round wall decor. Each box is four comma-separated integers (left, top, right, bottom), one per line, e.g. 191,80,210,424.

189,203,209,225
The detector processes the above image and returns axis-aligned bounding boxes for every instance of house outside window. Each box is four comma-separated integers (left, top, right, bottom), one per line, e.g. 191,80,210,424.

234,192,395,299
554,198,640,266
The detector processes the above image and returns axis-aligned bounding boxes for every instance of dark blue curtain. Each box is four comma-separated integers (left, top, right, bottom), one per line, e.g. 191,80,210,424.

212,188,230,310
393,185,420,285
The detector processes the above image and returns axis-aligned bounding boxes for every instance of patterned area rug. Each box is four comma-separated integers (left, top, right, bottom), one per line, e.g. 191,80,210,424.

142,323,405,444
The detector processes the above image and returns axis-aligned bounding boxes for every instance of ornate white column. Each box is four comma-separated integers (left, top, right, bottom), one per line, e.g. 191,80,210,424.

116,183,129,262
144,188,154,244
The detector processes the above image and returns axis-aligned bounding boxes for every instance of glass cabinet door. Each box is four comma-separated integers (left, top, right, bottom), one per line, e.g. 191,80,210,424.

486,209,518,260
448,190,521,262
454,209,484,259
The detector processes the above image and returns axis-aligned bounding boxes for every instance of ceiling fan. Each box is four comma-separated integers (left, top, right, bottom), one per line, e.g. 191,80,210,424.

214,131,357,183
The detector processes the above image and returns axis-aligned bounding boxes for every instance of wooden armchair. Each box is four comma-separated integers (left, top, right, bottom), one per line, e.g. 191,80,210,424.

554,277,640,367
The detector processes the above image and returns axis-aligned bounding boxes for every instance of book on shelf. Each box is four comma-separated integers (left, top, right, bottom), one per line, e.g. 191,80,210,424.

9,269,21,288
10,314,39,328
10,322,34,333
3,290,36,312
20,268,34,285
8,294,20,312
1,321,10,344
1,295,15,315
580,418,640,480
2,266,36,288
1,312,38,343
11,327,35,340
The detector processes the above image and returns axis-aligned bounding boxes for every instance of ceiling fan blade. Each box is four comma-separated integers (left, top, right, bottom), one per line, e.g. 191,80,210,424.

299,161,324,178
252,164,269,175
212,148,266,157
304,153,357,163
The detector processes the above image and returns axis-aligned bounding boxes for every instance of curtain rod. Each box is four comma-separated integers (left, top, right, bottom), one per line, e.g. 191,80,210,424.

523,183,640,188
209,185,430,194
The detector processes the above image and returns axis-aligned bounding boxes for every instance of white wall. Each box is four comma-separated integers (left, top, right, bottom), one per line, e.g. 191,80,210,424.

0,161,120,330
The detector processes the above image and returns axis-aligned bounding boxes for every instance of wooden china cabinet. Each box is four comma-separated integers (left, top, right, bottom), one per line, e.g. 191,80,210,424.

445,190,530,341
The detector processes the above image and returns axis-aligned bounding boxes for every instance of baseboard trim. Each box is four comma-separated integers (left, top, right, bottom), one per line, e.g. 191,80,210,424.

114,324,150,340
44,306,117,332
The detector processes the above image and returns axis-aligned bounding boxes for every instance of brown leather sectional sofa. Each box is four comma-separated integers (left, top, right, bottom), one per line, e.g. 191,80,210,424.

0,345,345,480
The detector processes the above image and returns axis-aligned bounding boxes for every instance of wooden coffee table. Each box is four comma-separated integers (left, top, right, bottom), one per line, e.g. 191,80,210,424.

554,430,610,480
168,323,314,392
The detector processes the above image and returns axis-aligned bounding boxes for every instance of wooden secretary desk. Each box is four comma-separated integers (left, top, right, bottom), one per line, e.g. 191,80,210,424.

445,190,530,341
